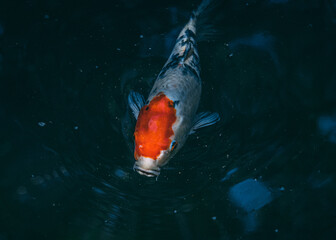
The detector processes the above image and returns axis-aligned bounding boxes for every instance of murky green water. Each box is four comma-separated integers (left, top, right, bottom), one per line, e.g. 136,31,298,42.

1,0,336,239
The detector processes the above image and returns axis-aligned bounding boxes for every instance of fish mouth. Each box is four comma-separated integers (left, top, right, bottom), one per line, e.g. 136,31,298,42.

133,163,160,177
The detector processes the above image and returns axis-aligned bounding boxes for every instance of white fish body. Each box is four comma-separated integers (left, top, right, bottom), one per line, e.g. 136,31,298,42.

128,0,220,177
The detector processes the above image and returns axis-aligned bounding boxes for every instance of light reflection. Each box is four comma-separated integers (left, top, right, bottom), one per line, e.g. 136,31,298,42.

92,187,106,195
228,179,273,232
229,178,272,212
317,115,336,143
221,168,238,182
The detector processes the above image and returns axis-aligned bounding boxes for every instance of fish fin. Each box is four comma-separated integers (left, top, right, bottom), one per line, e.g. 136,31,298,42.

128,91,145,119
194,0,224,42
193,0,214,17
189,112,220,134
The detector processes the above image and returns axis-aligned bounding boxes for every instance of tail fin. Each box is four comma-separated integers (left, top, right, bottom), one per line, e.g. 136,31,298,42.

193,0,222,42
177,0,218,39
193,0,214,18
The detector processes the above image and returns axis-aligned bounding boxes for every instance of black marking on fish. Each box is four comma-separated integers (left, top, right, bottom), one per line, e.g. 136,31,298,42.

193,51,200,63
180,39,188,46
185,44,194,62
177,28,196,43
177,34,186,43
159,26,200,79
168,101,174,108
159,47,200,81
184,29,196,40
159,53,181,77
178,42,194,65
183,64,200,82
180,37,196,46
173,101,180,107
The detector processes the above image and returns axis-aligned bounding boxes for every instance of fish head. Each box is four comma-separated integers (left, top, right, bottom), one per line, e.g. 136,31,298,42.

133,93,179,177
133,139,178,177
133,156,161,177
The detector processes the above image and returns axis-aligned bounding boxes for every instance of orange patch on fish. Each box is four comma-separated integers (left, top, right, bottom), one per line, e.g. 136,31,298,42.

134,93,176,160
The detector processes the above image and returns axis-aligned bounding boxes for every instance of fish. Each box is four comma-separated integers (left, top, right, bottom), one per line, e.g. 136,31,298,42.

128,0,220,177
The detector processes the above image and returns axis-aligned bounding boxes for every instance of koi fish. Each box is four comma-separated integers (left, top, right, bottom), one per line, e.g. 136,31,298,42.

128,0,220,177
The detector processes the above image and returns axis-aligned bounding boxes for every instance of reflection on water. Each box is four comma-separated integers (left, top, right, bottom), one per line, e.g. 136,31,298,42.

229,179,272,212
228,179,273,232
1,0,336,239
318,114,336,143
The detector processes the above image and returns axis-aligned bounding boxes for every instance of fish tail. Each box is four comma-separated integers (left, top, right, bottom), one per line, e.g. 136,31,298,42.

159,0,219,79
178,0,219,41
194,0,223,42
192,0,213,18
177,0,214,39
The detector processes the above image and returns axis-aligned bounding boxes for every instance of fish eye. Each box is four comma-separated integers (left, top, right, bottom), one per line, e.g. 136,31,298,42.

170,140,178,151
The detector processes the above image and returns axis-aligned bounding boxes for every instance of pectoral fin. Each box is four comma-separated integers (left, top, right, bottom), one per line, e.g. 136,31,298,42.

128,91,145,119
189,112,220,134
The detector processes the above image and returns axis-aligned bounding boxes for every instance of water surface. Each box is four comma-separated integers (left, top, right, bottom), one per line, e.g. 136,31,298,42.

0,0,335,239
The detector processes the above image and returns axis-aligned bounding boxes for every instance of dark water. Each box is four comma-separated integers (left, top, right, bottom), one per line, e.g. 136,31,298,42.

1,0,336,239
